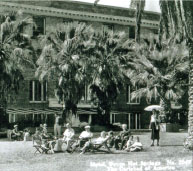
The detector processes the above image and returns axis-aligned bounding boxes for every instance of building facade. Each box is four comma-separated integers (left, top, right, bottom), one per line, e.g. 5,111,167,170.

0,0,161,129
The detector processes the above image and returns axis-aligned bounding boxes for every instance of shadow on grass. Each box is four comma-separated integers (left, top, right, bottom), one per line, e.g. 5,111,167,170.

160,145,183,147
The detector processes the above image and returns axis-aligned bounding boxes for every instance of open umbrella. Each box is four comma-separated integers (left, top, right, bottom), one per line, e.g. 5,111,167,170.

144,105,163,111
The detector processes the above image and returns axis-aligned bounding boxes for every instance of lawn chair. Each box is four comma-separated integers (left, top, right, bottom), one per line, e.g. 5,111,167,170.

32,135,50,154
90,140,112,154
80,137,112,154
71,138,91,153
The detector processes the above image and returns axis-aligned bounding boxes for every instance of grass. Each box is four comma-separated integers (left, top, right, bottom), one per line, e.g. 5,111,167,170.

0,132,192,171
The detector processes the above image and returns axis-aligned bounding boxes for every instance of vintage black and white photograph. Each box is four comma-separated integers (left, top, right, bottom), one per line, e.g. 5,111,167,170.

0,0,192,171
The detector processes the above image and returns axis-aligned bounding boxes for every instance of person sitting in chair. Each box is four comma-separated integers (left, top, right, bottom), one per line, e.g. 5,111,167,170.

127,136,143,152
23,128,30,142
40,124,55,153
114,124,131,150
79,125,93,147
32,128,42,146
41,124,52,139
62,123,75,153
12,125,23,141
71,125,93,152
80,131,111,154
107,131,115,148
125,136,134,151
33,128,54,154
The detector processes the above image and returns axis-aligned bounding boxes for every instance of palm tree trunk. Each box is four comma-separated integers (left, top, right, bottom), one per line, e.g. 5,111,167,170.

159,0,193,148
135,3,141,43
159,98,171,122
179,0,193,136
177,0,193,149
188,40,193,135
135,0,145,43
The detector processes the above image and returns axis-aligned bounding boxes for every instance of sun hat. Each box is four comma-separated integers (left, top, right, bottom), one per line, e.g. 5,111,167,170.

66,123,71,127
85,125,90,129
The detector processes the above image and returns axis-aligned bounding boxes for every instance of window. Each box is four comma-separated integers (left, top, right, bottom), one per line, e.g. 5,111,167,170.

63,18,73,23
151,29,158,34
33,17,45,37
126,85,140,104
81,85,91,102
102,24,114,31
29,80,47,102
129,26,135,39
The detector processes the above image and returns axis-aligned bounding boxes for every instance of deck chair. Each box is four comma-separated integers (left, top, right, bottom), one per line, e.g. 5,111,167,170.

90,141,112,153
81,138,112,154
32,135,50,154
71,138,91,153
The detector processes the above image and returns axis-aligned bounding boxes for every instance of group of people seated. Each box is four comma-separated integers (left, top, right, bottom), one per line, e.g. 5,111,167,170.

11,124,30,141
105,124,143,152
32,124,57,153
51,123,143,154
15,122,143,154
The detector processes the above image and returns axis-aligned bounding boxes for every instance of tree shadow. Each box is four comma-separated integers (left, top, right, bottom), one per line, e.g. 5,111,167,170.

160,145,183,147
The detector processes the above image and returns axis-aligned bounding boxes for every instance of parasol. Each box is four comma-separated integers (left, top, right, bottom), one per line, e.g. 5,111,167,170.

144,105,163,111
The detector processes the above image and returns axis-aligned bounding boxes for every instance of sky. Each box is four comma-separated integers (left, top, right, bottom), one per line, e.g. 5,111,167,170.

71,0,161,13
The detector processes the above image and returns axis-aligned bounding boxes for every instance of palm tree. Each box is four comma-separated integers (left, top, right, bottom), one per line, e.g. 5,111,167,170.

0,12,35,127
127,35,189,121
86,29,134,125
36,22,94,123
158,0,193,146
0,11,34,123
130,0,145,43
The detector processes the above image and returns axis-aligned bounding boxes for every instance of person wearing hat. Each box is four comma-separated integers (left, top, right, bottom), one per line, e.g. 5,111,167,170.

54,113,63,138
80,131,111,154
71,125,93,152
12,125,23,141
79,125,93,147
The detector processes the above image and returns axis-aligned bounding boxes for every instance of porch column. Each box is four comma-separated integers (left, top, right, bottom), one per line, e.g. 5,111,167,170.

139,114,141,129
88,114,92,124
135,113,138,130
41,83,44,101
128,113,131,129
14,114,16,123
9,114,11,123
32,81,35,101
110,113,112,124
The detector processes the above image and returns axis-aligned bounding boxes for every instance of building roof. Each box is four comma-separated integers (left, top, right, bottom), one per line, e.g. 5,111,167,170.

6,0,160,21
0,1,159,28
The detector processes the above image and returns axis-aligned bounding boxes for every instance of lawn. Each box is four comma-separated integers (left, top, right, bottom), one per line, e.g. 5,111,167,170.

0,132,192,171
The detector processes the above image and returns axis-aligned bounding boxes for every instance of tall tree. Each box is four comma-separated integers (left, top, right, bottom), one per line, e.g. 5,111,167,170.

36,22,94,123
87,29,133,125
159,0,193,142
128,36,189,122
130,0,145,43
0,11,34,125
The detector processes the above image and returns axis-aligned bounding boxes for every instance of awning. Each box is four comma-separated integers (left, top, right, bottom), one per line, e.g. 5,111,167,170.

6,108,97,115
78,108,97,115
7,108,61,115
